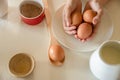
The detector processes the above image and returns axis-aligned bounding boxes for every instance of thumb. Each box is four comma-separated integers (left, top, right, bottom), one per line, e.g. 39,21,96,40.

93,9,103,25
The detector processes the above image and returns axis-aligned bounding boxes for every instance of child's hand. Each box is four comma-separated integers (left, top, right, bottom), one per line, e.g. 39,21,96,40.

84,0,103,25
63,0,82,35
75,0,103,42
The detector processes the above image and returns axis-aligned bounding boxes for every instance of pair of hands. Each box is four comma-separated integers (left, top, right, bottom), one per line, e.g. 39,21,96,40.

63,0,103,42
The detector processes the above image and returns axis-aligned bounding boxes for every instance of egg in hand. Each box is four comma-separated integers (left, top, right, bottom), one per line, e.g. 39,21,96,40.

71,11,82,27
83,9,97,23
77,23,93,39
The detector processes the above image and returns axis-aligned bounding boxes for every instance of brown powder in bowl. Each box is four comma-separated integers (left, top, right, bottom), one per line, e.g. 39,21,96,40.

20,3,42,18
9,53,32,76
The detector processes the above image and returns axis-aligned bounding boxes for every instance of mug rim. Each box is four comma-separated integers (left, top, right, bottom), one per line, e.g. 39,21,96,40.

99,40,120,66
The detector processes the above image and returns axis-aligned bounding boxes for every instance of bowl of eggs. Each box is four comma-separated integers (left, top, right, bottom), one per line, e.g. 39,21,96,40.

52,5,113,52
8,53,35,77
19,0,45,25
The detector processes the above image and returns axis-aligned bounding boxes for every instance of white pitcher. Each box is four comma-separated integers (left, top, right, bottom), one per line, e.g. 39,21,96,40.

90,40,120,80
0,0,8,17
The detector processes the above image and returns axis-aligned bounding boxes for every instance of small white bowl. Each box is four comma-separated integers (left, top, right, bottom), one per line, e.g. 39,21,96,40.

8,53,35,77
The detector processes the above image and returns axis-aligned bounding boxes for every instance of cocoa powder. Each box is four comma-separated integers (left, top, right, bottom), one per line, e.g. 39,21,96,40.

21,3,42,18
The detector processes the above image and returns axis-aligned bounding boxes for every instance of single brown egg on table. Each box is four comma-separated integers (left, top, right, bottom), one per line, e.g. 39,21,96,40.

83,9,97,23
48,44,65,66
71,11,82,27
77,23,93,39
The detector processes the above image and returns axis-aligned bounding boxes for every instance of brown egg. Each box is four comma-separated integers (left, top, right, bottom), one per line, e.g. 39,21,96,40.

49,45,65,62
71,11,82,27
83,9,97,23
77,23,93,39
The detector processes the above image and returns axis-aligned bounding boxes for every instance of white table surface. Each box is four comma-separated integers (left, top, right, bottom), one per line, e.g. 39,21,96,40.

0,0,120,80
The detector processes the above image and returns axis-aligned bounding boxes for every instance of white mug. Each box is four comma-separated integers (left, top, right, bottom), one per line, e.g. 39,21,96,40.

0,0,8,17
90,40,120,80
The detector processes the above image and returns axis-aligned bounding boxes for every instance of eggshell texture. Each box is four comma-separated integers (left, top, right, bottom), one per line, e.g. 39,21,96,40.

71,11,82,27
83,10,97,23
77,23,92,39
49,45,64,62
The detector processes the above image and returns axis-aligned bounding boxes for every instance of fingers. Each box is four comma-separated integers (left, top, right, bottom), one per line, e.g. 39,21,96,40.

89,0,103,25
64,27,77,35
63,4,78,35
63,0,82,27
64,4,75,27
63,0,82,35
74,34,81,41
74,34,86,42
63,9,77,35
93,9,103,25
63,26,76,31
65,30,77,35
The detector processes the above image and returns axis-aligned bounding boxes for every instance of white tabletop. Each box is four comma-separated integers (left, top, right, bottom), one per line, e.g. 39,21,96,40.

0,0,120,80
